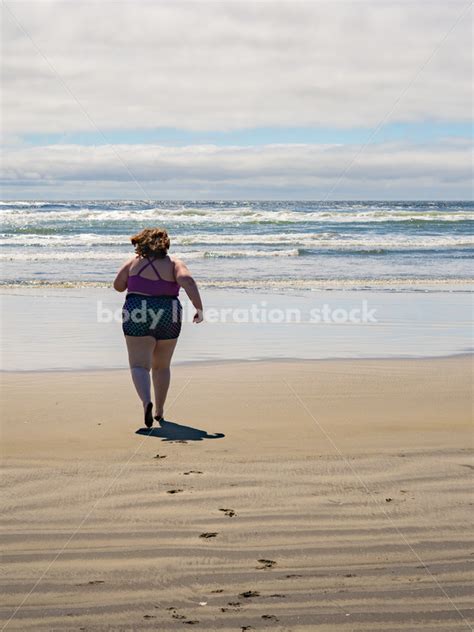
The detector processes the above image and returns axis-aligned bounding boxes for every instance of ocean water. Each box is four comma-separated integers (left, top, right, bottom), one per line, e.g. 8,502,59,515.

1,200,473,368
1,200,472,291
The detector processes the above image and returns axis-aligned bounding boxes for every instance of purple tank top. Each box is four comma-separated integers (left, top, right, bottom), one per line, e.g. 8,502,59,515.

127,258,180,297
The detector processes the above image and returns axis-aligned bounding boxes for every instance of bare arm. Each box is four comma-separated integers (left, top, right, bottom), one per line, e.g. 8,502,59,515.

173,258,203,323
113,257,136,292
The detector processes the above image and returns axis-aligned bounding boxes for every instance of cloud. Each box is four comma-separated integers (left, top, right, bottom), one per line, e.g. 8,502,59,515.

2,1,471,135
2,139,471,199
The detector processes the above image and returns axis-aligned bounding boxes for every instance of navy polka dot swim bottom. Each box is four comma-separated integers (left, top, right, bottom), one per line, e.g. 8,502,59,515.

122,293,182,340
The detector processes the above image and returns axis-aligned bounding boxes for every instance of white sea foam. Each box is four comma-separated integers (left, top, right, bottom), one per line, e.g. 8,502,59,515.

1,232,472,250
1,207,473,225
0,248,302,261
1,277,472,293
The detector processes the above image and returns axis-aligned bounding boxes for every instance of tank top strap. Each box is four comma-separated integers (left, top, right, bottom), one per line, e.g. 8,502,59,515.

134,259,152,276
147,258,162,279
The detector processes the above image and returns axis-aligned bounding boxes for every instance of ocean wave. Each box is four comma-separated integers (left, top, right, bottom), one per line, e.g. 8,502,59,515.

1,277,472,293
0,201,53,208
0,248,302,261
1,207,473,226
201,248,300,258
1,232,472,250
0,251,127,261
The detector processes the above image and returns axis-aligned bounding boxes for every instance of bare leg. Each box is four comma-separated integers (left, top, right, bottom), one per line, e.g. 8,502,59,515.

152,338,178,419
125,336,155,423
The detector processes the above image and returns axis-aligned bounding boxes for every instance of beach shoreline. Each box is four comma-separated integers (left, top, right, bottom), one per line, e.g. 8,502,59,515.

1,351,473,375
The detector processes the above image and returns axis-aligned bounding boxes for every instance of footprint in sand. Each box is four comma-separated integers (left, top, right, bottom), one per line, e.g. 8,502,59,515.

256,558,276,569
219,507,236,517
167,489,184,494
171,612,186,620
221,605,240,612
239,590,260,598
199,532,218,538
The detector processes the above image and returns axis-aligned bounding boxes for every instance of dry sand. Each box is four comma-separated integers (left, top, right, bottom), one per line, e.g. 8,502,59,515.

1,356,473,631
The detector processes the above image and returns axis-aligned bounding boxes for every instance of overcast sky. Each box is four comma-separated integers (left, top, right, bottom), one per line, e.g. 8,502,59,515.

1,0,472,200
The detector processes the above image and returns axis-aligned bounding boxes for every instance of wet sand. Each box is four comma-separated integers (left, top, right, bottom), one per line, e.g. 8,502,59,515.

2,287,473,370
1,357,473,631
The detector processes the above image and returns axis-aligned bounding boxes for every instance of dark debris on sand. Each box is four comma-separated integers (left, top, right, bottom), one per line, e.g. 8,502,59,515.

239,590,260,598
256,558,276,569
219,507,236,517
199,532,218,538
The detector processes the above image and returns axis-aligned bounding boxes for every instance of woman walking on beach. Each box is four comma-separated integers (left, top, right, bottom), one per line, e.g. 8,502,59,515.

113,228,203,427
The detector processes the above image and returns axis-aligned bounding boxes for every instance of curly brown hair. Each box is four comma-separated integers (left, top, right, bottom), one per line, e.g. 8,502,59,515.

130,227,171,259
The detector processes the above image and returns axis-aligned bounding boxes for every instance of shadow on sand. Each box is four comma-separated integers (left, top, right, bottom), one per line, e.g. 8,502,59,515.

136,419,225,442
